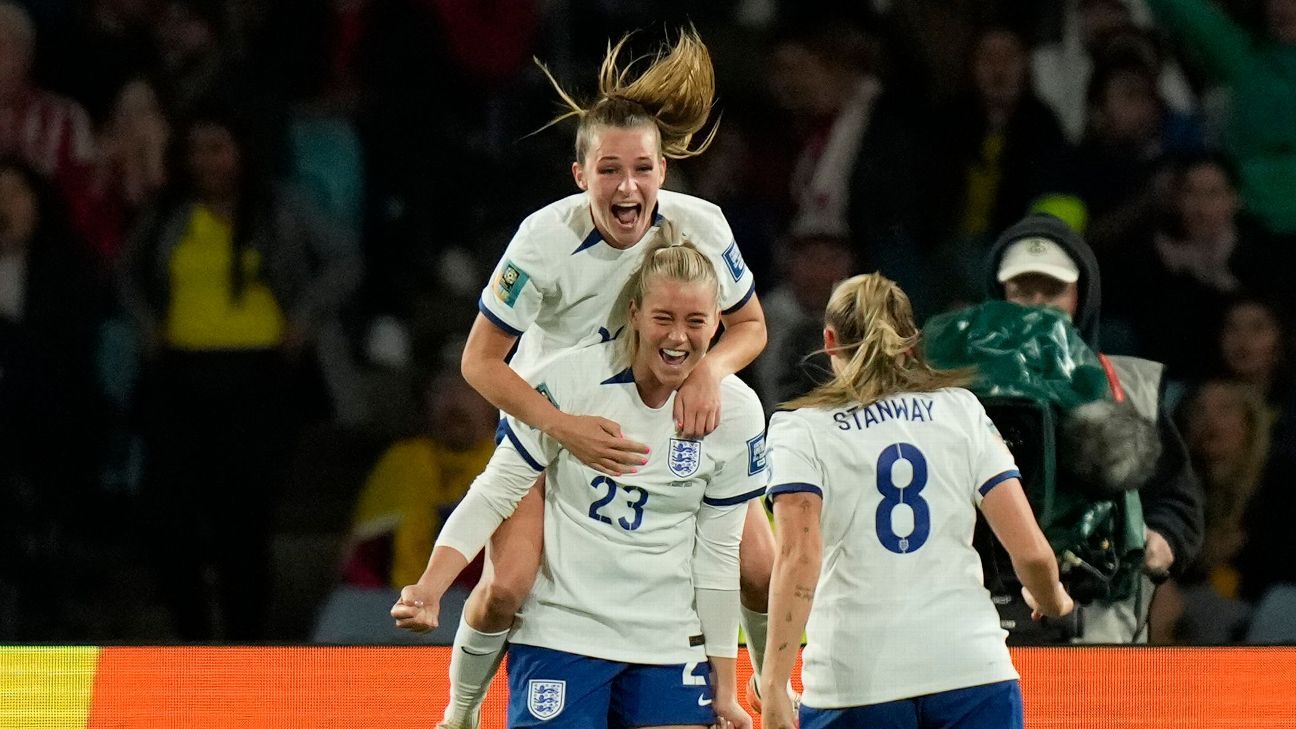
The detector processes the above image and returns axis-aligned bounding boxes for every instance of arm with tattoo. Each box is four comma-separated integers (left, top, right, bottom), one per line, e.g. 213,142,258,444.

760,492,823,710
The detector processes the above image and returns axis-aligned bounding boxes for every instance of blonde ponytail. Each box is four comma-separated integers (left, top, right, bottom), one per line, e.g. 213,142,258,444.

536,27,719,162
782,274,974,411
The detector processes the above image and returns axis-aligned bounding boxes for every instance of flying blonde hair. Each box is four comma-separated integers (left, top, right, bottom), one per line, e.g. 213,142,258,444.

783,273,974,410
536,27,718,162
616,240,720,369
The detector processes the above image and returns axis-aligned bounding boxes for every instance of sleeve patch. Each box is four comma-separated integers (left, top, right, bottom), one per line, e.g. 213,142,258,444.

747,431,767,476
494,260,530,307
722,242,746,282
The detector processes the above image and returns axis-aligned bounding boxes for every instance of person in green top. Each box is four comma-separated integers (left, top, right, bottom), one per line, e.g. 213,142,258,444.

1146,0,1296,234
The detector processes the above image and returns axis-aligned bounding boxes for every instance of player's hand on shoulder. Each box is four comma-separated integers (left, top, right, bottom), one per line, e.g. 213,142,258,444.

390,584,442,632
675,359,722,439
550,413,649,476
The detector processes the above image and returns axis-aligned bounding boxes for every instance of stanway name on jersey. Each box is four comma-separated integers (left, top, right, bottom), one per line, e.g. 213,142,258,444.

834,397,936,431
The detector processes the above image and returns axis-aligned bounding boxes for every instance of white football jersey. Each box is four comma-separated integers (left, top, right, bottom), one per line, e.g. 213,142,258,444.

493,344,767,664
766,387,1022,708
477,189,757,380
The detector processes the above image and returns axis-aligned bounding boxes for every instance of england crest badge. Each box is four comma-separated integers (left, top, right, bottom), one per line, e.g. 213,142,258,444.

527,679,566,720
668,438,701,478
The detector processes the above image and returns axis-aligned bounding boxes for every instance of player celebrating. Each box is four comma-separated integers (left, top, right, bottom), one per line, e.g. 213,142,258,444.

426,28,773,729
759,273,1074,729
394,242,762,729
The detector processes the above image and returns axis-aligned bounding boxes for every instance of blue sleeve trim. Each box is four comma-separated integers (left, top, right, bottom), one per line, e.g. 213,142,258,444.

499,419,545,472
979,469,1021,497
722,280,756,316
703,486,766,507
571,229,603,255
478,298,525,337
764,482,823,510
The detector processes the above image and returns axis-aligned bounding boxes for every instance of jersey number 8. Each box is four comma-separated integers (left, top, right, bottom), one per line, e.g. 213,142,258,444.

875,442,931,554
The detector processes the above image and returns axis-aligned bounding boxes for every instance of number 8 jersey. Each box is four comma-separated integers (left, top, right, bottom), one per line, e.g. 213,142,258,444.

766,387,1022,708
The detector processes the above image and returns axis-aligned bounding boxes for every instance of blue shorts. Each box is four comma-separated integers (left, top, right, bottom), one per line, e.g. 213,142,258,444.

506,644,714,728
799,680,1023,729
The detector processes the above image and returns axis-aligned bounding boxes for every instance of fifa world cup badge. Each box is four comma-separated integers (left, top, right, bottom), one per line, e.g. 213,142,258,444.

495,261,530,307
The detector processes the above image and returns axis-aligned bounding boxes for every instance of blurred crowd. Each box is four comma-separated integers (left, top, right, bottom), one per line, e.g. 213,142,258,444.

1,0,1293,644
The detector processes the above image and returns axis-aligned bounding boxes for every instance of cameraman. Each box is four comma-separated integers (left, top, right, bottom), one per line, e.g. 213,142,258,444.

984,212,1204,643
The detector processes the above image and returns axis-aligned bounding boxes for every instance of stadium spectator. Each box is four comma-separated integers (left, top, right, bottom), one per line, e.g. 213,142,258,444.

1213,295,1296,453
765,21,932,315
1032,0,1198,143
0,2,97,235
985,212,1203,643
1107,154,1282,379
753,232,855,411
85,77,170,267
393,242,760,729
117,105,361,640
342,369,495,590
928,24,1069,305
46,0,161,124
311,367,496,643
0,156,104,639
1070,52,1203,257
760,272,1073,729
422,28,773,729
152,0,242,120
1215,296,1293,407
1147,0,1296,235
1151,380,1270,643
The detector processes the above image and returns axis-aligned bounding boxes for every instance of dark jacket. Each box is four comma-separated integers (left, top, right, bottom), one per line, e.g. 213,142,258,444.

986,214,1205,575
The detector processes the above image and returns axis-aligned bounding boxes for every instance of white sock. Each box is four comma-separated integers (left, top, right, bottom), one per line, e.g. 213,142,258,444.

740,605,769,686
444,616,509,726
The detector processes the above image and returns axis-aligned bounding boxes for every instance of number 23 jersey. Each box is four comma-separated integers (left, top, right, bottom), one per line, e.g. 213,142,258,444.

500,344,767,664
766,387,1022,708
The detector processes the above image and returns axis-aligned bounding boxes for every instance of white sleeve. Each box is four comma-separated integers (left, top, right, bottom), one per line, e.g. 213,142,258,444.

764,410,825,506
433,420,554,560
963,390,1021,504
477,217,552,337
694,586,740,658
691,385,763,600
693,208,756,315
701,384,768,505
691,499,746,591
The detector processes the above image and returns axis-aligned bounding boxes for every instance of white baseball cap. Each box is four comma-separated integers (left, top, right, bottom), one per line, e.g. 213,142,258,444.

996,237,1080,284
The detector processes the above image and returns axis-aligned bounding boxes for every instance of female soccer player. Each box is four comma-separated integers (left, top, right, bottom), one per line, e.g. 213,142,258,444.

759,273,1074,729
394,243,762,729
425,28,774,728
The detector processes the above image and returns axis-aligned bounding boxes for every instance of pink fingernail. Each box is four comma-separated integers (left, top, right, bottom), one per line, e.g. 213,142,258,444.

641,458,648,465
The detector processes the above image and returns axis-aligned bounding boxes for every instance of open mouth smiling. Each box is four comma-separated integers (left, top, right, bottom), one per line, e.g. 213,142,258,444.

660,348,688,365
612,202,641,228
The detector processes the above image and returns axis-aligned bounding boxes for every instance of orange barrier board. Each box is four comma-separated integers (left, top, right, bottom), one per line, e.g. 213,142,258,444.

0,646,1292,728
